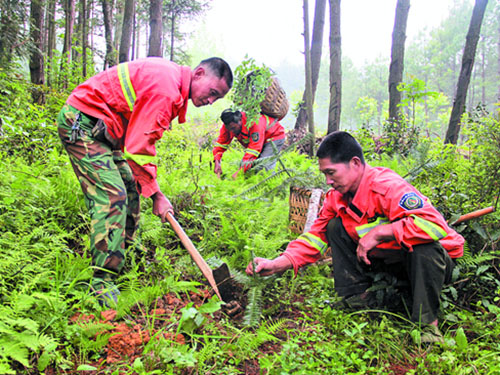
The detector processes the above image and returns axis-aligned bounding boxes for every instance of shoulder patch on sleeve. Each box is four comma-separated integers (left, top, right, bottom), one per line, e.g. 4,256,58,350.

251,132,260,142
399,192,424,210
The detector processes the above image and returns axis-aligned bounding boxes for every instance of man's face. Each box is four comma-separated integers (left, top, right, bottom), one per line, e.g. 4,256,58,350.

190,66,230,107
318,157,363,196
226,120,242,135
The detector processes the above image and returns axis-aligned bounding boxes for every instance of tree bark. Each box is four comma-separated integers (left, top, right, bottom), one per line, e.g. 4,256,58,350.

294,0,326,131
131,5,136,60
81,0,88,77
119,0,135,62
303,0,315,157
62,0,76,63
445,0,488,145
388,0,410,124
29,0,45,103
170,0,177,61
327,0,341,134
102,0,115,69
46,0,56,60
148,0,163,57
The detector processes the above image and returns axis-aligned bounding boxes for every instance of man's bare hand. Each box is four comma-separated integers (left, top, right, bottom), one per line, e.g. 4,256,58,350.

245,256,292,276
356,224,395,265
214,160,222,178
152,191,174,222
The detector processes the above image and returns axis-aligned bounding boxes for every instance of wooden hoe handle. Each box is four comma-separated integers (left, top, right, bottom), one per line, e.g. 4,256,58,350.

452,206,495,225
166,212,222,300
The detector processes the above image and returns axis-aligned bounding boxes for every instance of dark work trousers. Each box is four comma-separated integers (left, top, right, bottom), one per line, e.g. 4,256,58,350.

326,217,455,324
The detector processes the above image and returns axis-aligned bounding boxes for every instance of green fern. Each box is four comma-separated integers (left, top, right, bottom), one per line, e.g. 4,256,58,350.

234,319,286,357
243,285,264,327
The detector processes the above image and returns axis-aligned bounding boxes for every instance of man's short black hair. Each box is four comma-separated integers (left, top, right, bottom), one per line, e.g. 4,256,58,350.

199,57,233,88
220,109,242,125
316,131,365,164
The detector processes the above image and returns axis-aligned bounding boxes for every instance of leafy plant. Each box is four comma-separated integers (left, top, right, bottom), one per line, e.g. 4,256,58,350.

230,56,272,125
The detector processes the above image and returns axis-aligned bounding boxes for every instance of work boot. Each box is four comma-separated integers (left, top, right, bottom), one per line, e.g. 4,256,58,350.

420,324,444,344
91,278,120,308
327,291,378,310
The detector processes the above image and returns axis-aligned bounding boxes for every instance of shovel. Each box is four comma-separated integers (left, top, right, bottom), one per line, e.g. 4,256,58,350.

166,212,233,302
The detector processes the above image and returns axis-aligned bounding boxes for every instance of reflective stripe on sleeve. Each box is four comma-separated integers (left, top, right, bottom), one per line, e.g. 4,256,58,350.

117,63,136,112
355,217,390,238
123,146,156,166
297,233,328,255
214,142,229,149
411,215,448,241
245,148,260,157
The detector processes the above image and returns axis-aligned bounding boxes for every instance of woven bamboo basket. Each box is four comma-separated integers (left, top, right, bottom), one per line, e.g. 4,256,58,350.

288,186,325,234
260,77,289,121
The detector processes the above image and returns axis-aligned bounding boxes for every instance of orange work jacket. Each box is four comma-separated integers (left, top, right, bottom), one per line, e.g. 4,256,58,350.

283,165,464,274
212,112,285,172
67,57,192,198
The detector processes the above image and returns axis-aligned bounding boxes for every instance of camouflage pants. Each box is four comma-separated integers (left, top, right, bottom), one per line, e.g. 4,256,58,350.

57,104,140,286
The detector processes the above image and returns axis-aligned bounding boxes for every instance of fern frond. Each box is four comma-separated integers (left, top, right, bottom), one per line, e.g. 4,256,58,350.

234,169,288,199
0,340,30,367
258,318,287,336
243,285,263,327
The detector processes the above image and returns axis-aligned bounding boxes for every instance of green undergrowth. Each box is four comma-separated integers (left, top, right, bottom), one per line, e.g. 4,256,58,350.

0,70,499,373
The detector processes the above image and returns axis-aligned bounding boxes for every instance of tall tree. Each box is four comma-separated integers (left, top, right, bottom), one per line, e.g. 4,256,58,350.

445,0,489,144
119,0,135,62
29,0,45,103
62,0,76,63
294,0,326,131
148,0,163,57
81,0,88,77
327,0,341,134
388,0,410,124
303,0,315,156
46,0,56,61
102,0,115,68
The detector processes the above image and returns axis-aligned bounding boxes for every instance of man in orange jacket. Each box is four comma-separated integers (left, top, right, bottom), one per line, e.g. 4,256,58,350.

212,109,285,179
247,131,464,342
57,57,232,305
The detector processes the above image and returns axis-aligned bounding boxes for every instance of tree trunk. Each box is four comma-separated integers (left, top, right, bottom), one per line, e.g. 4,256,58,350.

327,0,341,134
148,0,163,57
119,0,135,62
136,16,141,59
303,0,315,157
170,0,176,61
102,0,115,69
388,0,410,124
29,0,45,104
445,0,488,145
45,0,56,87
294,0,326,131
62,0,76,62
81,0,87,77
46,0,56,61
114,2,123,53
481,36,485,104
131,5,136,60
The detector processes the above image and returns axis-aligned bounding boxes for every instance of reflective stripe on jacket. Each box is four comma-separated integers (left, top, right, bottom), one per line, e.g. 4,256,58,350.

212,112,285,172
66,57,192,198
282,165,464,274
